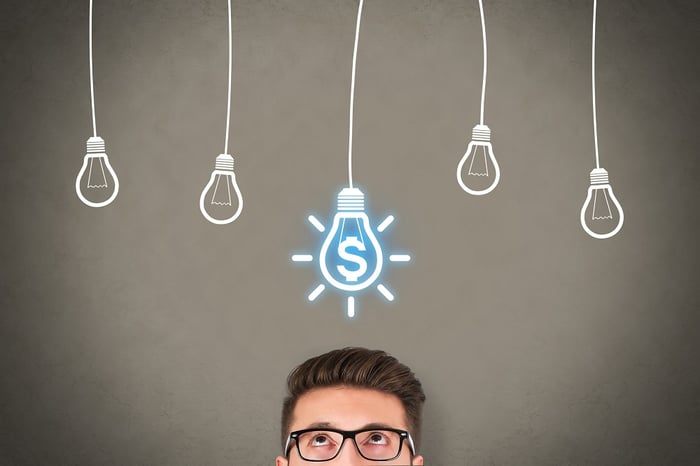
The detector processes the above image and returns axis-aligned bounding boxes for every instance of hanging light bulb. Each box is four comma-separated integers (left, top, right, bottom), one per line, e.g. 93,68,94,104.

456,124,500,195
77,0,119,208
580,0,624,239
291,0,412,318
199,0,243,225
456,1,500,196
319,187,383,293
75,136,119,207
199,153,243,225
580,168,623,239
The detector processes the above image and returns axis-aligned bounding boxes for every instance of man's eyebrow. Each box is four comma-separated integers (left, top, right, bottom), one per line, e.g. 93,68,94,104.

303,422,398,430
358,422,396,430
305,422,334,429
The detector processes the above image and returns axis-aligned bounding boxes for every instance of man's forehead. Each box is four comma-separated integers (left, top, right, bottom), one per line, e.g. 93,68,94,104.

290,386,408,431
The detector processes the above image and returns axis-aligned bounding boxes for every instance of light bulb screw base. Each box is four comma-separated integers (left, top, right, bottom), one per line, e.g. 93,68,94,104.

86,136,106,154
590,167,609,185
472,124,491,142
337,187,365,212
215,153,235,171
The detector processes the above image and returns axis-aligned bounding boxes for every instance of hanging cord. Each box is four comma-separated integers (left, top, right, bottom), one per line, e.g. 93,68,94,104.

348,0,364,188
224,0,233,155
591,0,600,168
89,0,97,136
478,0,487,125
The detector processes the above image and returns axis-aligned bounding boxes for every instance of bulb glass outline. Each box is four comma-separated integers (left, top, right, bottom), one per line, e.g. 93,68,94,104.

580,168,623,239
199,153,243,225
75,136,119,208
457,124,500,196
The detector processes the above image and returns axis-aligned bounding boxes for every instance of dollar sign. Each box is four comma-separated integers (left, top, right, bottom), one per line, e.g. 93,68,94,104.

337,236,368,282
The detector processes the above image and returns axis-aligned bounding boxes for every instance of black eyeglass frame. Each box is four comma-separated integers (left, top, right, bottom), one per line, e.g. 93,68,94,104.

284,427,416,462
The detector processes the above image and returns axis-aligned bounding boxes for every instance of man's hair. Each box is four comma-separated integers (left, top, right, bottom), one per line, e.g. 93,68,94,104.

280,347,426,451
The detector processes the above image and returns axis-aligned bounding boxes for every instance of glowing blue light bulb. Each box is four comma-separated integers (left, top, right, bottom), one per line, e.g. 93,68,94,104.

319,187,383,292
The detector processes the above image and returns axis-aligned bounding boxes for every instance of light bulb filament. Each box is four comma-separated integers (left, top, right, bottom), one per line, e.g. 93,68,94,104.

211,174,233,206
467,145,490,177
591,189,613,220
87,157,109,188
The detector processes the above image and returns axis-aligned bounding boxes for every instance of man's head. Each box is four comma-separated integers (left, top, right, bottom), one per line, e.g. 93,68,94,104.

276,347,425,466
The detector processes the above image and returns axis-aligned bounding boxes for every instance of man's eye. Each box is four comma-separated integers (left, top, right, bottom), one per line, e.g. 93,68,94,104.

367,432,389,444
310,435,331,446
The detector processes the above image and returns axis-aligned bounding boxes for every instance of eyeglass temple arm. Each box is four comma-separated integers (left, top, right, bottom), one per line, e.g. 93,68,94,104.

407,433,417,455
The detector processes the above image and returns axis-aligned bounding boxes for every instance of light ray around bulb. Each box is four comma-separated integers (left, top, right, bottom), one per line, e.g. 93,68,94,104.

308,284,326,302
377,215,395,233
377,284,394,302
308,215,326,232
347,297,356,318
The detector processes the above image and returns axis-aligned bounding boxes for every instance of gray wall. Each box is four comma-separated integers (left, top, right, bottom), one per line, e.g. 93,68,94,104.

1,0,699,464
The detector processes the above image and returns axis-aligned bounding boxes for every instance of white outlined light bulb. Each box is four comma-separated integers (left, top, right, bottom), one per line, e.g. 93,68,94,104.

580,167,623,239
319,187,383,292
75,136,119,207
199,154,243,225
457,124,500,195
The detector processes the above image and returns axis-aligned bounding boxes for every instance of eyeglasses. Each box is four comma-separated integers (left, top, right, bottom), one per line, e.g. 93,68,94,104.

284,427,415,462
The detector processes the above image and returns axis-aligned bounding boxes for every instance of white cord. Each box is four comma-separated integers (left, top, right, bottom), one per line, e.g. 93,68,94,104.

478,0,487,126
592,0,600,168
89,0,97,136
224,0,232,155
348,0,364,189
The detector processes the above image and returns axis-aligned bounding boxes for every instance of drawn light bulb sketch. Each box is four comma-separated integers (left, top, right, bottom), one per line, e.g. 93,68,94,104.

199,154,243,225
75,136,119,208
580,168,624,239
199,0,243,225
456,0,500,196
580,0,624,239
77,1,119,208
457,124,500,195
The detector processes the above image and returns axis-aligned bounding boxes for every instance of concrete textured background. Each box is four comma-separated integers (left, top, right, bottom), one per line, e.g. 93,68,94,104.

1,0,699,464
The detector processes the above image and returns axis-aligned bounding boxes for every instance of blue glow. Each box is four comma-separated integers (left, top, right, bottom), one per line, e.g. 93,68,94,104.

292,186,412,316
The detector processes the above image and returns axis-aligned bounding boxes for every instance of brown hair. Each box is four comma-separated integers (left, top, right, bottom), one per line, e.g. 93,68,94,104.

280,347,426,451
